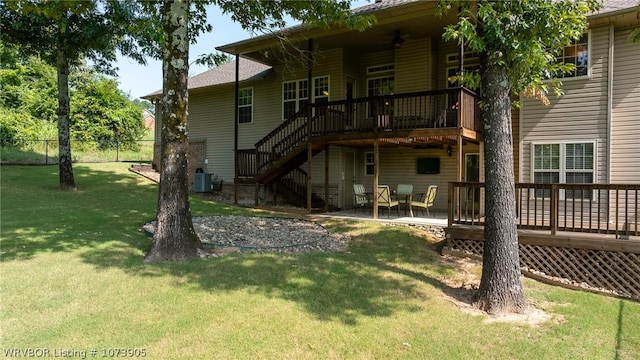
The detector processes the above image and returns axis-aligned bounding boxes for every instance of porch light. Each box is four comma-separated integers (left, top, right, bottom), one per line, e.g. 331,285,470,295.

407,137,414,143
447,145,452,157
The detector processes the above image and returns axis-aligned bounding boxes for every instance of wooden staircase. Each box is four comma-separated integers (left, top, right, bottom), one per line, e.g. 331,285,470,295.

254,107,325,207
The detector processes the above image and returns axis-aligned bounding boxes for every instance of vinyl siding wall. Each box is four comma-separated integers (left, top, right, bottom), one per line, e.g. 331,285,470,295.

395,39,432,92
186,36,479,209
520,26,610,184
353,147,458,211
611,28,640,183
189,89,234,177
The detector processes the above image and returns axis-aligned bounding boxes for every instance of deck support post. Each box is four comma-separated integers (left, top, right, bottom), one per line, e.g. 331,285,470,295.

325,145,329,212
373,140,379,219
306,38,314,213
234,54,239,205
307,142,313,212
456,133,463,220
550,184,558,235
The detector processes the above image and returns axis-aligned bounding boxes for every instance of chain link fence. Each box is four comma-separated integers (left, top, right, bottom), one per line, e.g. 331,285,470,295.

0,139,155,165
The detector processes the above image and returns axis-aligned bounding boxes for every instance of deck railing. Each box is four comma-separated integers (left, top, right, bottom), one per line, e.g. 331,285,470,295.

252,88,481,178
449,182,640,238
255,106,310,174
310,88,480,136
236,149,257,179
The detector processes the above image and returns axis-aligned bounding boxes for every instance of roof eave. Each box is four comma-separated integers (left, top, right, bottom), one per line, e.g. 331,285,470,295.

216,0,421,55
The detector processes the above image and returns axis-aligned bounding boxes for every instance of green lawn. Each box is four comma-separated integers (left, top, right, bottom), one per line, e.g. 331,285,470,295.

1,163,638,359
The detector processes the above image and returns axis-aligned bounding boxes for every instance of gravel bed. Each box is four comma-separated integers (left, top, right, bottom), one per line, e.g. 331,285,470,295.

143,215,350,256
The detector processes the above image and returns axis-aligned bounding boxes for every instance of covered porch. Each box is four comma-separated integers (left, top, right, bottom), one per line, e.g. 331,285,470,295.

235,87,482,217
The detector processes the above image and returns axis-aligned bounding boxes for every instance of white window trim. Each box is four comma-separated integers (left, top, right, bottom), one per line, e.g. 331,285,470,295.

367,63,395,75
445,53,480,88
364,151,374,176
282,75,330,121
544,30,592,82
530,140,597,200
366,75,395,93
238,87,254,124
446,51,480,64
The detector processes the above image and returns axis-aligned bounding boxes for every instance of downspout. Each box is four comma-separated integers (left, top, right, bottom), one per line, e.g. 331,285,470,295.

606,24,614,185
234,54,239,205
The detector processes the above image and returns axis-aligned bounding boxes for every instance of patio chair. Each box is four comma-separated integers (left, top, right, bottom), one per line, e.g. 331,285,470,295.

377,185,399,218
411,185,437,217
353,183,371,213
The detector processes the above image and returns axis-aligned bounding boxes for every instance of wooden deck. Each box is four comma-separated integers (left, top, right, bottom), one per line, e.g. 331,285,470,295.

446,182,640,300
235,88,482,181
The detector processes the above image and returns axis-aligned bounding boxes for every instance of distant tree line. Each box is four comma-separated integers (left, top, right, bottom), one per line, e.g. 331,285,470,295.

0,43,151,150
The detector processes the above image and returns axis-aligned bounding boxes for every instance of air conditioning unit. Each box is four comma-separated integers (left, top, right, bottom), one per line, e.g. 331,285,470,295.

194,173,212,193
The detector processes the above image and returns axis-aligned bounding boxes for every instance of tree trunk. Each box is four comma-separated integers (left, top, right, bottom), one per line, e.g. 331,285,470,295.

144,0,201,262
56,49,76,191
475,58,527,314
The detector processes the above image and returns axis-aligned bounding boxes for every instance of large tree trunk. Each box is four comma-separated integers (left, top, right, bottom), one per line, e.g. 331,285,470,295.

56,49,76,191
475,58,527,314
144,0,201,262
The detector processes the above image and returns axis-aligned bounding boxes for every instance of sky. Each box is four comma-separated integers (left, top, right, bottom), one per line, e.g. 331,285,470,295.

113,6,255,100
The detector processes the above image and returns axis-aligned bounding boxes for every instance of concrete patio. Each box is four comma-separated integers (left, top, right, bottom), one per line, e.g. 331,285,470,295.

312,207,448,227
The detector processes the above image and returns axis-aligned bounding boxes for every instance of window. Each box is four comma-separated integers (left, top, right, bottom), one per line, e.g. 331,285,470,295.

446,65,480,88
367,64,394,74
238,88,253,124
283,79,308,121
365,152,374,176
367,63,394,97
314,76,329,105
446,52,480,89
367,76,394,119
533,142,595,199
368,76,394,97
553,33,589,78
282,76,329,121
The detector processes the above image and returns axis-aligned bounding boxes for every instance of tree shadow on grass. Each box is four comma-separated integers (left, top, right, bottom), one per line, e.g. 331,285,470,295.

81,218,473,325
1,164,256,262
2,164,471,325
1,164,159,261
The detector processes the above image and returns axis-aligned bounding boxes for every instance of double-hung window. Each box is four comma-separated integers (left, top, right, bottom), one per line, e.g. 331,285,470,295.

445,52,480,89
364,152,375,176
282,76,329,121
238,88,253,124
283,80,308,121
552,33,589,78
532,142,595,199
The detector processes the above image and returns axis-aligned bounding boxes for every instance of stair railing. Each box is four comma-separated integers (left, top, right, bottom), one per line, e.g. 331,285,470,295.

255,105,310,174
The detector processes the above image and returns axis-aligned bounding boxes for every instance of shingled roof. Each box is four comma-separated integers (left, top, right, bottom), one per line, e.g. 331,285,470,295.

142,58,271,98
596,0,640,15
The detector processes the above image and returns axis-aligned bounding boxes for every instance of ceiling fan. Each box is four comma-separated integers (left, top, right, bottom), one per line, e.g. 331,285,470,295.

391,30,411,49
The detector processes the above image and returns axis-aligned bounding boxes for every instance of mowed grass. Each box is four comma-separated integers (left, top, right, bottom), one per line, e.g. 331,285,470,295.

1,163,638,359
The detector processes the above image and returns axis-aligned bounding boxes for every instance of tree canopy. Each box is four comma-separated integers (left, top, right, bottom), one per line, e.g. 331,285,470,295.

0,48,145,150
0,0,150,189
438,0,600,315
439,0,599,103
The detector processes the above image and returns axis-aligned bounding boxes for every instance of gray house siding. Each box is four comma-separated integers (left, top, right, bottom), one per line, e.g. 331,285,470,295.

611,28,640,183
520,26,610,184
